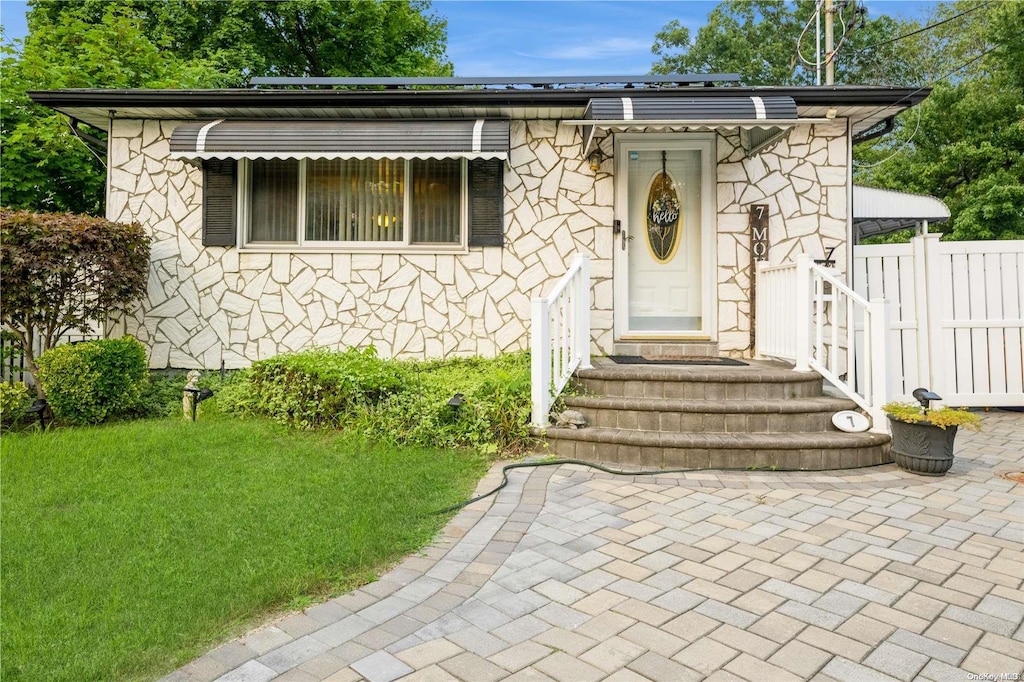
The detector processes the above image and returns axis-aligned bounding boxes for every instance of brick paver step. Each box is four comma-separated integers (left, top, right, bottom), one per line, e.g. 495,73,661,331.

538,426,891,470
575,364,825,400
565,395,858,433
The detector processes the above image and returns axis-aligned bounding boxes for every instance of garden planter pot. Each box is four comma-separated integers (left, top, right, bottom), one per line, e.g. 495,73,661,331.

888,418,957,476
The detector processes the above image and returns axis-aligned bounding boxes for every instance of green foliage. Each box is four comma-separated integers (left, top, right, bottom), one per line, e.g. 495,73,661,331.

650,0,922,85
226,349,534,455
2,0,451,215
131,370,246,419
0,383,32,429
0,210,150,386
35,337,148,425
854,2,1024,241
245,347,409,429
352,354,533,456
883,401,982,431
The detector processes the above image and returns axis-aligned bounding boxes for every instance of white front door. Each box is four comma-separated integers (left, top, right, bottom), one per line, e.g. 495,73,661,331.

614,135,716,339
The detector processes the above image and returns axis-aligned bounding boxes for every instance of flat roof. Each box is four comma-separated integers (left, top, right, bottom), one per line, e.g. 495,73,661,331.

29,80,930,136
853,184,950,238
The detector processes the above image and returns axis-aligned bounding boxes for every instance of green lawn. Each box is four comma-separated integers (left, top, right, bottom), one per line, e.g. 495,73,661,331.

0,415,487,681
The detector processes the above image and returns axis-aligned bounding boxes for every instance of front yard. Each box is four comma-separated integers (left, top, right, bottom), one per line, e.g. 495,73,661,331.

1,415,487,681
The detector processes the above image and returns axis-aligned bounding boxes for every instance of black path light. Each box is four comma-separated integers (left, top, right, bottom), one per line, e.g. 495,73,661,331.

912,387,942,411
182,369,214,422
447,392,465,418
25,398,51,429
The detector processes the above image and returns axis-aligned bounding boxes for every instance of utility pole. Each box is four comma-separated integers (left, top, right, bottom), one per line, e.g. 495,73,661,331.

825,0,835,85
815,2,822,85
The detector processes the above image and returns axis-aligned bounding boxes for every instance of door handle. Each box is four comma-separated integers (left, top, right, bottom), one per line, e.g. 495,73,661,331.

621,231,633,250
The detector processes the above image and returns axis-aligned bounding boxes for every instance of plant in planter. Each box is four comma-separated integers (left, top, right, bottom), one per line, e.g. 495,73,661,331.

883,395,981,476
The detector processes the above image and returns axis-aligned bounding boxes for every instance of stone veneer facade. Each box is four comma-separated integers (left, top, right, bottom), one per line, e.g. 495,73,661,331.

106,117,849,368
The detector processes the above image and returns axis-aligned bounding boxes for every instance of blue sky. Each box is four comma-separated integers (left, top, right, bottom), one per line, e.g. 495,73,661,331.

1,0,936,76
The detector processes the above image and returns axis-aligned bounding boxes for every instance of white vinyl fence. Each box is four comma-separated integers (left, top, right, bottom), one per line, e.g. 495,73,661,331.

854,235,1024,407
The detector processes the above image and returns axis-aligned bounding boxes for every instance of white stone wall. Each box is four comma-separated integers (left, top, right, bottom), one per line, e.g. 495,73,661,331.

107,117,847,367
108,119,615,368
715,122,849,352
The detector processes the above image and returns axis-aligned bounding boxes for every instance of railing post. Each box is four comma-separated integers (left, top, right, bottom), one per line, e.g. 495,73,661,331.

869,297,891,432
794,254,812,372
576,254,592,370
754,260,764,359
531,297,552,427
920,232,944,402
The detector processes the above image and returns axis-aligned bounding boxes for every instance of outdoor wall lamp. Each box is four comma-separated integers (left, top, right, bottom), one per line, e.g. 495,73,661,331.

912,387,942,411
588,149,605,171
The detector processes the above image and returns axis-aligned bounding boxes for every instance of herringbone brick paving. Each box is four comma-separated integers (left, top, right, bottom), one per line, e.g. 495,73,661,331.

166,412,1024,682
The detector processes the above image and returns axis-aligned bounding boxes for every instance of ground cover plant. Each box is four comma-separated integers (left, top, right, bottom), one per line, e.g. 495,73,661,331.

1,413,486,681
225,348,534,455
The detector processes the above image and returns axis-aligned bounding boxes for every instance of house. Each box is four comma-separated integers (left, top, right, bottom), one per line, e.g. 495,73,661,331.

32,76,951,468
30,75,926,371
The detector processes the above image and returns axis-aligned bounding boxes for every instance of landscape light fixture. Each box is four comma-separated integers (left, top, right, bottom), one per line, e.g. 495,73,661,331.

588,149,605,171
26,398,50,429
912,387,942,411
184,386,215,422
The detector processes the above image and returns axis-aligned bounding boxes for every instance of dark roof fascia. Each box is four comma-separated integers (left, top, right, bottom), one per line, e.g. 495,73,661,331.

28,85,931,111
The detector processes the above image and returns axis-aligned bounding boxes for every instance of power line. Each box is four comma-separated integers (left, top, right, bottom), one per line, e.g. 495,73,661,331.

853,45,996,161
853,2,990,53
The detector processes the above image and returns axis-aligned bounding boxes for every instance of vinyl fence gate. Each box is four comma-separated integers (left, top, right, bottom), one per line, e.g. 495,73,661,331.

853,234,1024,407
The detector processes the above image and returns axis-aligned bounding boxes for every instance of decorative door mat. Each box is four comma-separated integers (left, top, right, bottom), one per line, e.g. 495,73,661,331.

608,355,748,366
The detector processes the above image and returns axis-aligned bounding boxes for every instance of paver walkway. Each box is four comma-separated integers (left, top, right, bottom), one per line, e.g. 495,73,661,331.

167,412,1024,682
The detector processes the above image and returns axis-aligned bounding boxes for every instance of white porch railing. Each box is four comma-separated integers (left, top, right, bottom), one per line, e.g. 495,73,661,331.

531,254,592,427
757,254,890,432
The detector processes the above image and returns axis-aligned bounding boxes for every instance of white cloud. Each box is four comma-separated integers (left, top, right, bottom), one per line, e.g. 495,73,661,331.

513,37,653,61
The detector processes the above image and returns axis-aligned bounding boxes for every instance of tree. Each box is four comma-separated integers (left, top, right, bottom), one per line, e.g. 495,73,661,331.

1,4,231,214
1,1,452,215
0,210,150,393
651,0,922,86
855,1,1024,240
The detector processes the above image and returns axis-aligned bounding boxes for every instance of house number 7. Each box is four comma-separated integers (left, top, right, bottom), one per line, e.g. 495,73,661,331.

749,204,769,261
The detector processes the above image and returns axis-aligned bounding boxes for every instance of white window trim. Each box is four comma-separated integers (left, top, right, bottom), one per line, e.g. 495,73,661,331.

237,158,470,254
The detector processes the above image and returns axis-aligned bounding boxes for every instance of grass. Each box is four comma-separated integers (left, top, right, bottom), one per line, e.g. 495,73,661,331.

0,414,488,681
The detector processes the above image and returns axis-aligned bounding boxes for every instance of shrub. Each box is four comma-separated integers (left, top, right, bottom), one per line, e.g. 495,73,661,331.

0,209,150,392
35,337,148,425
246,347,409,429
0,382,32,429
231,348,534,455
883,401,982,431
352,354,532,455
131,369,248,419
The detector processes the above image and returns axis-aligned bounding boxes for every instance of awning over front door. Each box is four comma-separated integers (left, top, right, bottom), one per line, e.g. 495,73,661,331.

573,96,810,156
169,119,510,160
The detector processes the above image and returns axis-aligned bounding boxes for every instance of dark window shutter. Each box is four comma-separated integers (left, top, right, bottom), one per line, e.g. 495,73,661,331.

202,159,237,247
468,158,504,247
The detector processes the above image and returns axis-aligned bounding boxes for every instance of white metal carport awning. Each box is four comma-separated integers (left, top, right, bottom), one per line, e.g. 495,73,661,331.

853,185,950,239
169,118,510,161
567,96,829,156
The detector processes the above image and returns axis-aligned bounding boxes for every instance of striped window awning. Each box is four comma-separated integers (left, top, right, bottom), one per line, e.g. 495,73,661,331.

574,96,808,156
169,119,510,161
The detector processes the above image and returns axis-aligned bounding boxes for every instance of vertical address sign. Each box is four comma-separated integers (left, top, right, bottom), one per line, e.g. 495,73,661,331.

749,204,769,261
